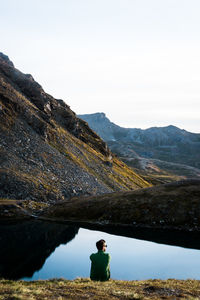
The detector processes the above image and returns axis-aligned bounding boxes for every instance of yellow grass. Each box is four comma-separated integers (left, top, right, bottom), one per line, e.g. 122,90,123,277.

0,278,200,300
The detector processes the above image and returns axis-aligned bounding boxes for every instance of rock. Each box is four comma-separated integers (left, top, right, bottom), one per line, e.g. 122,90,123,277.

0,53,150,210
79,113,200,182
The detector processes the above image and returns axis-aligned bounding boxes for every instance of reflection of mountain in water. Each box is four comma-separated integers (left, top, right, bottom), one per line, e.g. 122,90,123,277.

81,223,200,251
0,221,79,279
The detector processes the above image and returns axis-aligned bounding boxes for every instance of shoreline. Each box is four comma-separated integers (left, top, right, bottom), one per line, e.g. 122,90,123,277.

1,216,200,251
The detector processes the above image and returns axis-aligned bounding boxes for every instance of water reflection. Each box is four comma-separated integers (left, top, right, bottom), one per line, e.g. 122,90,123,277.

0,221,78,279
85,224,200,250
27,227,200,281
1,221,200,280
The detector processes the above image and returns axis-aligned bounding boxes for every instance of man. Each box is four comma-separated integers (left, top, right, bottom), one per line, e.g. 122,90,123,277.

90,239,111,281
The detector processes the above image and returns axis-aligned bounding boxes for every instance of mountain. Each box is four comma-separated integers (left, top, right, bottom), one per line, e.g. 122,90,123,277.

0,53,150,210
79,113,200,183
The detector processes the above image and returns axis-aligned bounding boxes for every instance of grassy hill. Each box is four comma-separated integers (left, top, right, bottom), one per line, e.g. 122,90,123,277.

45,179,200,231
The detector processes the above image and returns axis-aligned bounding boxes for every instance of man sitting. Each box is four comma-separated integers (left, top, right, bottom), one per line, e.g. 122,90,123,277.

90,239,111,281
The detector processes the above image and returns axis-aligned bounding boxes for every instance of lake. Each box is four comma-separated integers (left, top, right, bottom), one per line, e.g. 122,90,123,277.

1,221,200,281
24,226,200,281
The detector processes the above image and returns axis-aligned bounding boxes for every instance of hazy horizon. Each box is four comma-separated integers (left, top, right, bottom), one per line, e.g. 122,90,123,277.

1,0,200,133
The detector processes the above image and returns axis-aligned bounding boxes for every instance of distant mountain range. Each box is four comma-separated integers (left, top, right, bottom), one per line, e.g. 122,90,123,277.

79,113,200,184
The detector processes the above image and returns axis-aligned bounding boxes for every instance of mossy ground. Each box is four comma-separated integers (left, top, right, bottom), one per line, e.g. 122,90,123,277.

45,180,200,231
0,278,199,299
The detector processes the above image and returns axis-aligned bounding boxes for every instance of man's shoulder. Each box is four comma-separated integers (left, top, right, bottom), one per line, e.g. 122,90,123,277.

90,252,98,260
90,252,110,258
102,252,111,261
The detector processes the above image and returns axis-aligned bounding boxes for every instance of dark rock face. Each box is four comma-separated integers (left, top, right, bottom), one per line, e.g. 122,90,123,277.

79,113,200,182
0,220,78,279
0,53,149,205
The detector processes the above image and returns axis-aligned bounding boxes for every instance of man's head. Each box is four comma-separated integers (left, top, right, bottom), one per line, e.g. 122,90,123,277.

96,239,107,251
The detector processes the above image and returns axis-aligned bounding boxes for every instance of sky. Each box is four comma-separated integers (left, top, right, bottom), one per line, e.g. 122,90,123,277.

1,0,200,133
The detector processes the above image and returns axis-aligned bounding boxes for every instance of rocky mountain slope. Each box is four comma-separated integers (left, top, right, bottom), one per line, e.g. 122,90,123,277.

0,53,150,207
79,113,200,183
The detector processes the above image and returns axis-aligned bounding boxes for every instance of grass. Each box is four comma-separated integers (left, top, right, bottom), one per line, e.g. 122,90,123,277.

0,198,48,220
0,278,200,299
0,199,20,205
45,179,200,230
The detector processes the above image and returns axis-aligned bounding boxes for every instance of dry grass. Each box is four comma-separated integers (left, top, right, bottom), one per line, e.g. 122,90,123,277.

0,278,200,300
0,199,20,205
45,180,200,231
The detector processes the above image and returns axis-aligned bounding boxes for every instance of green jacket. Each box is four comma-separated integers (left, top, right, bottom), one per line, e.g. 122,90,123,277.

90,250,111,281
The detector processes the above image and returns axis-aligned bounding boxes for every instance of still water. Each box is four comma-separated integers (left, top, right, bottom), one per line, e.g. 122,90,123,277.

23,227,200,281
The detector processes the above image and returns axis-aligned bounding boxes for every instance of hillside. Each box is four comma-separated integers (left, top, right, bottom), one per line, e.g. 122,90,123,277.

45,179,200,232
79,113,200,183
0,53,150,208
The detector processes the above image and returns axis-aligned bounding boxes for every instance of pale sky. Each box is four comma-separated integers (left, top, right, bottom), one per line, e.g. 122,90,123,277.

1,0,200,132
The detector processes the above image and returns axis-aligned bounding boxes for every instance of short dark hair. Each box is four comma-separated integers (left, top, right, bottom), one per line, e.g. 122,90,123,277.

96,239,106,250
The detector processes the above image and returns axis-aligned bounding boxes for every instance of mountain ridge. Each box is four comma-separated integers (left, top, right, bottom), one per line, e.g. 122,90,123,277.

79,112,199,145
79,113,200,183
0,53,150,208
